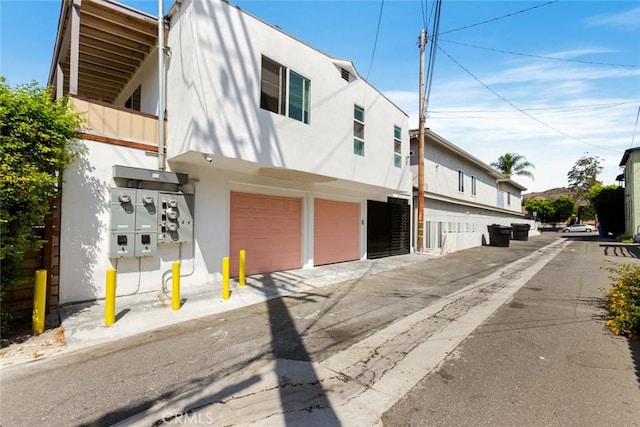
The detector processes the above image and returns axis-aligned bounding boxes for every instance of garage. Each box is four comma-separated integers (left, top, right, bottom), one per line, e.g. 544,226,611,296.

230,192,302,275
314,199,360,266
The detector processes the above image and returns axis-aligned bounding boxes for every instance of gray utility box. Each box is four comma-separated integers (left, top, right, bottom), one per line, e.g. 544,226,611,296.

110,188,194,258
158,193,194,244
134,191,158,257
110,189,136,258
110,189,158,258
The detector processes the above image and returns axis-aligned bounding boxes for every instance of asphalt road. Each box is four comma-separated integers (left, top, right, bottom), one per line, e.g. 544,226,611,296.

382,235,640,426
1,233,638,426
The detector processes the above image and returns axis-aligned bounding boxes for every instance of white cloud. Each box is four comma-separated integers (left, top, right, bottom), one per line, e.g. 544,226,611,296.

383,53,639,193
544,48,617,59
585,7,640,30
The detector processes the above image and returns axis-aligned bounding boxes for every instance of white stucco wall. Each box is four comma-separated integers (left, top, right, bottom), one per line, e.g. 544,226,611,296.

114,50,159,116
59,139,402,303
58,0,415,304
623,151,640,237
420,199,533,254
166,0,409,194
421,145,500,208
408,131,530,255
410,136,524,215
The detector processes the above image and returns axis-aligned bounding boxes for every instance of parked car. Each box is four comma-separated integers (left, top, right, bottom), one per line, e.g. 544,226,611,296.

562,224,594,233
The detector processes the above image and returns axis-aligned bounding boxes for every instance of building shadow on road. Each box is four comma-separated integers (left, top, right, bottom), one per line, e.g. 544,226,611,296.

257,274,341,425
599,244,640,259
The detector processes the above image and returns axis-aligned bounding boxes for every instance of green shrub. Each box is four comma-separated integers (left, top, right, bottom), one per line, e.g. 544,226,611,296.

603,261,640,337
0,78,82,329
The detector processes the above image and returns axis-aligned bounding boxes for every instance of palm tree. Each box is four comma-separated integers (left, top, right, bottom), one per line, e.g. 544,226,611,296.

491,153,535,180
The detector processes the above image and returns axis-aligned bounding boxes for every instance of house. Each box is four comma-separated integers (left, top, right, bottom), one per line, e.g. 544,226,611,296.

619,146,640,237
410,128,533,254
48,0,411,304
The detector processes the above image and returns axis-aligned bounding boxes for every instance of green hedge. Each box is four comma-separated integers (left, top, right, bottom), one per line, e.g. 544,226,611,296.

603,261,640,337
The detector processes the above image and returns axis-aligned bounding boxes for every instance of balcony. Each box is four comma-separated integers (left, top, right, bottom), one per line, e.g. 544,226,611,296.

70,96,160,151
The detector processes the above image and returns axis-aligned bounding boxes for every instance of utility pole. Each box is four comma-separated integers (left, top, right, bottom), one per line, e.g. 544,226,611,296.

417,29,426,252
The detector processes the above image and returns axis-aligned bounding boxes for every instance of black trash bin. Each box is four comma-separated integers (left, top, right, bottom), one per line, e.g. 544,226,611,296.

511,223,531,241
487,224,512,247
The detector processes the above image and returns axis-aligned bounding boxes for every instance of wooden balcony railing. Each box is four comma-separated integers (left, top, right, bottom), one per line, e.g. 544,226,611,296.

70,95,160,151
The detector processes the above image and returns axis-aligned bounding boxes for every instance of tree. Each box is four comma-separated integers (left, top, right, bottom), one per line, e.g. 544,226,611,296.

491,153,535,180
551,197,576,223
524,198,553,222
567,155,603,204
524,196,576,223
589,185,625,235
0,78,82,298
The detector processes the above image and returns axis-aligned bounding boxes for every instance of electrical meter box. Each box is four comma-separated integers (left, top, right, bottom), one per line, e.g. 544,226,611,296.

110,189,159,258
158,193,194,244
134,191,158,257
110,188,193,257
110,189,137,257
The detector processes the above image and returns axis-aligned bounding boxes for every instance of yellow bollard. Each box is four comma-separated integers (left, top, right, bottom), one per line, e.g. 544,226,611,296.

222,257,230,300
32,269,47,335
239,249,246,287
172,261,181,311
105,269,116,326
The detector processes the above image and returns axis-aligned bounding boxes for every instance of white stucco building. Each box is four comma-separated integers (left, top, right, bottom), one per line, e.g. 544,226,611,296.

49,0,411,304
620,147,640,237
410,129,535,254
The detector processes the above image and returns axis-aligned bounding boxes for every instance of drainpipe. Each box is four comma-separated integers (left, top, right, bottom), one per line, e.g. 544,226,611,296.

157,0,166,171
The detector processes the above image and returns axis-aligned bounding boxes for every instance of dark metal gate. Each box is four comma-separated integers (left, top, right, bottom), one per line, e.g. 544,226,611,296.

367,197,410,259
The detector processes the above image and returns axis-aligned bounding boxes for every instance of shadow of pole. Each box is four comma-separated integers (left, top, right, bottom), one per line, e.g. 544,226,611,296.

629,338,640,389
260,275,341,425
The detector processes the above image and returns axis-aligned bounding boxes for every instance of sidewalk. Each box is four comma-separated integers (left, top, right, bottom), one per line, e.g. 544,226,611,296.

1,251,440,368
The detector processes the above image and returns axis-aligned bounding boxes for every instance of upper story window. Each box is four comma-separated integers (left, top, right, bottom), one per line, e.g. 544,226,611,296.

288,71,310,124
458,170,465,193
471,176,477,196
260,56,310,124
354,105,365,156
507,191,512,206
393,126,402,168
125,85,141,111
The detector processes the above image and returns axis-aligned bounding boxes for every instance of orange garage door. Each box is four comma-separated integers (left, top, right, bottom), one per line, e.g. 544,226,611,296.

230,192,302,275
314,199,360,266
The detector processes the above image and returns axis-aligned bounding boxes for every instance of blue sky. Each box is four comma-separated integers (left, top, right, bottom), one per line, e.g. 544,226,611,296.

1,0,639,193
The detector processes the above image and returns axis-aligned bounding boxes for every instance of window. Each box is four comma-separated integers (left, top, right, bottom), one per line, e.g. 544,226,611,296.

507,191,512,206
393,126,402,167
288,71,310,124
125,85,141,111
471,176,477,196
354,105,365,156
260,56,286,115
260,56,310,124
458,170,465,192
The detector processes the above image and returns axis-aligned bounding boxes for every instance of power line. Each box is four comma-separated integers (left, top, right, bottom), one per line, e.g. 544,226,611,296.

365,0,385,81
429,101,639,119
632,105,640,147
432,101,638,114
436,45,620,153
440,38,639,68
424,0,442,117
420,0,427,30
440,0,560,35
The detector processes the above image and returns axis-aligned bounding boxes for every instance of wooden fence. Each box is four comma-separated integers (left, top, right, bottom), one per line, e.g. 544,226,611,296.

2,197,60,321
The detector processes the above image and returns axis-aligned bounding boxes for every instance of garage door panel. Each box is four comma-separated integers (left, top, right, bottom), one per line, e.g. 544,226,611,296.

230,192,302,276
314,199,359,266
